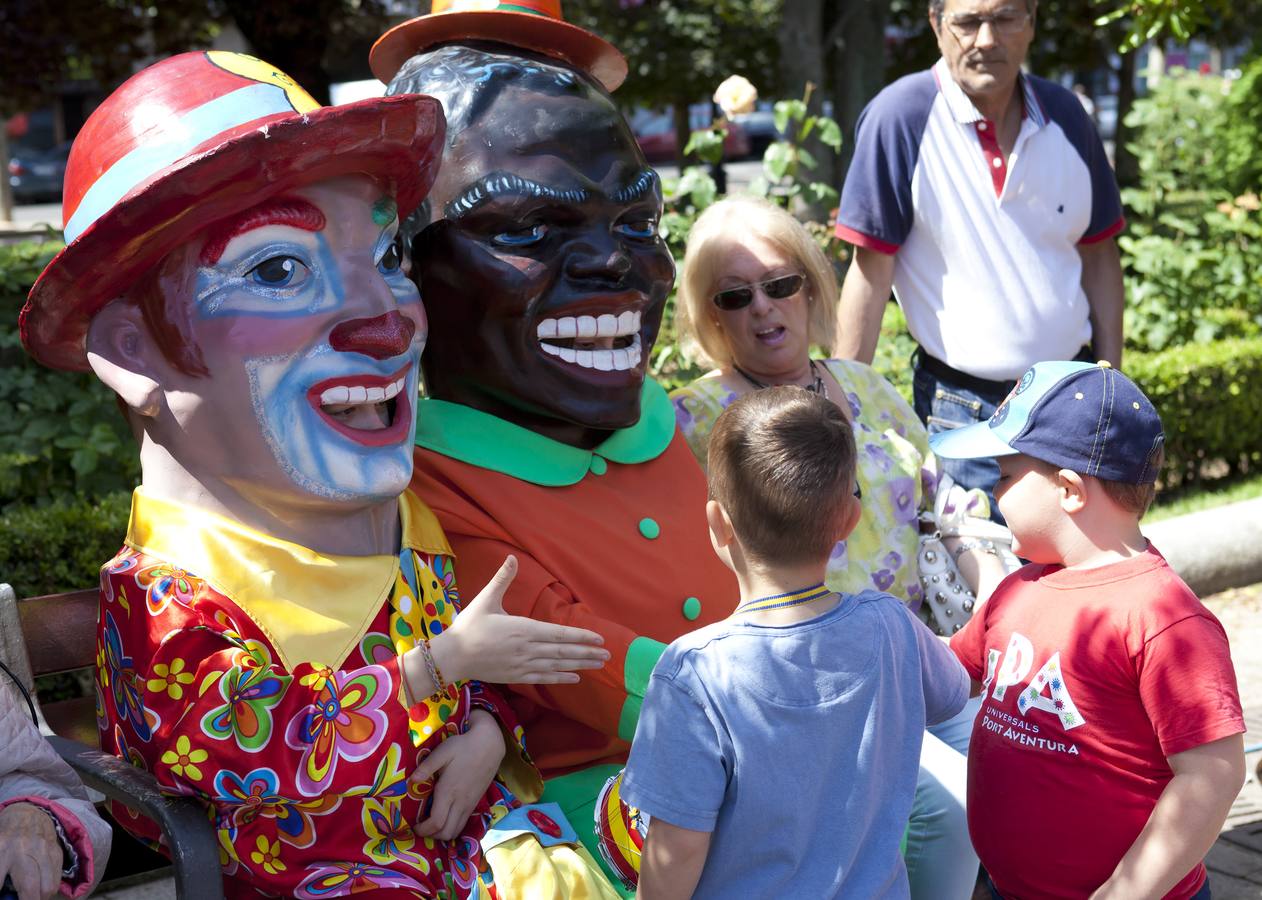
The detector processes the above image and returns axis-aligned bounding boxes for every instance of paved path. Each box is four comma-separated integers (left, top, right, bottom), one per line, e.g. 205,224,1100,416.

1205,582,1262,898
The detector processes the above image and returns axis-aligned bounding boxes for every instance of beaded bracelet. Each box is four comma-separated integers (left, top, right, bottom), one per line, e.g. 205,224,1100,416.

418,637,448,699
950,537,998,561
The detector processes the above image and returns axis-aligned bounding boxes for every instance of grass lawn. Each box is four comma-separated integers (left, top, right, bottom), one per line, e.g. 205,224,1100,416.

1148,471,1262,523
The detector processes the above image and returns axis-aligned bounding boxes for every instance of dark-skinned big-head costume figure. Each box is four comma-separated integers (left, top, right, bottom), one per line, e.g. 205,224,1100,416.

373,0,737,881
20,50,614,899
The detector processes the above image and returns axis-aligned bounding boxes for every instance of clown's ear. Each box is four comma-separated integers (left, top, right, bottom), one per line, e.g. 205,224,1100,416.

86,301,163,419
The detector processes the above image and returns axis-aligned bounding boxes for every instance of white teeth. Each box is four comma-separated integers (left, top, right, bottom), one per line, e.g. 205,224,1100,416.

536,311,643,341
540,335,642,371
319,376,406,407
321,386,351,405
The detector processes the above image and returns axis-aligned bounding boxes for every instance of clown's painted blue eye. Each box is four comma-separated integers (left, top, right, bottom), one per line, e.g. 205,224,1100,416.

492,224,547,247
250,255,308,287
616,219,657,240
378,239,403,274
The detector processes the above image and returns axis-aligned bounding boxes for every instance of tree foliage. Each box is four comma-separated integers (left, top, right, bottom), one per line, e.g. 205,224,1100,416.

566,0,782,110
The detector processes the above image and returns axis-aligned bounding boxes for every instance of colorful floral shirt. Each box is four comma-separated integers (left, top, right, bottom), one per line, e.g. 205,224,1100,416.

96,488,538,900
672,358,936,607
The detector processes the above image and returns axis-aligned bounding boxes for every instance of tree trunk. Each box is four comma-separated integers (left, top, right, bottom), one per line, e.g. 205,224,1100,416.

830,0,888,180
779,0,832,217
0,128,13,225
672,101,693,167
1113,48,1138,189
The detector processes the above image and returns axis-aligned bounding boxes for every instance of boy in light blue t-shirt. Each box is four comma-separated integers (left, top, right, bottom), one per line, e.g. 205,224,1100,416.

620,387,969,899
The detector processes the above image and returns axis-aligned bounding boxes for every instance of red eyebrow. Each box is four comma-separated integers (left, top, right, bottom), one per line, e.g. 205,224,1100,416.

200,198,327,265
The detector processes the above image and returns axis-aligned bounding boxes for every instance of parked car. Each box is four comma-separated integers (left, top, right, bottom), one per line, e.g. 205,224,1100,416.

631,110,751,164
729,108,784,158
9,143,70,204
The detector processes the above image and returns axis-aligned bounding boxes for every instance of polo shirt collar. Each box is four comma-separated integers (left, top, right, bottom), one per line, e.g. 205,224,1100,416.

124,486,450,671
414,378,676,487
933,57,1047,128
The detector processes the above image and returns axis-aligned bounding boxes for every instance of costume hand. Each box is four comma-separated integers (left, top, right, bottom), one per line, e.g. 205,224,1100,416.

433,555,609,685
0,803,62,900
411,710,506,841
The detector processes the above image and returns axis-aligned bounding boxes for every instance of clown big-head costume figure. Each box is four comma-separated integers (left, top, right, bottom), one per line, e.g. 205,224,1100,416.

19,52,619,899
23,51,440,549
374,3,736,881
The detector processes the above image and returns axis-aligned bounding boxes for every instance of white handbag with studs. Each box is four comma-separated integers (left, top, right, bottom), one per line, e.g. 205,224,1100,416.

916,472,1020,636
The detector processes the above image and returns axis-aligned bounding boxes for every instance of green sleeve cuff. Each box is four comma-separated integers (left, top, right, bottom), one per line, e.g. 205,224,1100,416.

617,636,667,743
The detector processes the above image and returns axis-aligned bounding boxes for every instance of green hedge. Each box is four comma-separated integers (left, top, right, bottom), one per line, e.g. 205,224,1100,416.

0,241,140,509
1127,337,1262,488
0,492,130,597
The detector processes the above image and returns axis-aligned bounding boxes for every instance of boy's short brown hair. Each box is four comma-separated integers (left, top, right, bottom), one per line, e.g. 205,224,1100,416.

1097,447,1163,517
707,386,857,566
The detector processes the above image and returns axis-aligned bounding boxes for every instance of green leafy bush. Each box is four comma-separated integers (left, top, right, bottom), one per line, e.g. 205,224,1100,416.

0,241,140,508
1126,337,1262,487
1120,64,1262,352
0,492,130,596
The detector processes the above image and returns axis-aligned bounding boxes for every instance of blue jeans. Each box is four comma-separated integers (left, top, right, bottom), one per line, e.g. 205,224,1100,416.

985,870,1212,898
912,359,1008,523
907,696,983,900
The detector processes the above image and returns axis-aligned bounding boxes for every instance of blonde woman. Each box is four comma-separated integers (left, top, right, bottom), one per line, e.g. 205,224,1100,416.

670,195,998,900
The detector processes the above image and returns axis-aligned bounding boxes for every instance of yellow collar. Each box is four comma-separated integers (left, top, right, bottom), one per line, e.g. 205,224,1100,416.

124,487,452,672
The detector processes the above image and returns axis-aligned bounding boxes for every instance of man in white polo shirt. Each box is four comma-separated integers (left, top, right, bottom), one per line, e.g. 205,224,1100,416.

833,0,1125,506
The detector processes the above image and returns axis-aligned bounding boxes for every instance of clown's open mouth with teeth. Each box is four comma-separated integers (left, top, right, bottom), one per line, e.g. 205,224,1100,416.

536,309,644,372
307,362,414,446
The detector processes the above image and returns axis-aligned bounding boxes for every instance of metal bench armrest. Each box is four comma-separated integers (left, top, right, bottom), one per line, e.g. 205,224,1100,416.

47,735,224,900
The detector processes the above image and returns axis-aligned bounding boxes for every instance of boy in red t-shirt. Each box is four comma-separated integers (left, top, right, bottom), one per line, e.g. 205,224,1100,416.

930,361,1245,900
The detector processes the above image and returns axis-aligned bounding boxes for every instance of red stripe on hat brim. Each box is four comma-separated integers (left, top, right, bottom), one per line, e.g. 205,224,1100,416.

21,94,444,372
370,10,627,91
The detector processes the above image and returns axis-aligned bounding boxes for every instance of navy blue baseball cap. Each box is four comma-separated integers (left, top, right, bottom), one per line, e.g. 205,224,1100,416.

929,361,1165,484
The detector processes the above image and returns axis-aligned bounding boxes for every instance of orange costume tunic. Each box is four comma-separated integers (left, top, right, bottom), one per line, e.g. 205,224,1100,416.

409,380,737,863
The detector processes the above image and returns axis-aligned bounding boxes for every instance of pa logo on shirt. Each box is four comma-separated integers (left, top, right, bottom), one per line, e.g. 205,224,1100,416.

982,632,1088,731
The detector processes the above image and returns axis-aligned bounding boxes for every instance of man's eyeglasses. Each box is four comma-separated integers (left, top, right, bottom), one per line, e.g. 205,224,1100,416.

942,8,1031,42
711,273,805,311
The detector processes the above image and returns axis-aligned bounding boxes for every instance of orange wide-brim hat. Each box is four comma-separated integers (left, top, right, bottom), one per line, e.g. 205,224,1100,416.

370,0,627,92
21,51,446,372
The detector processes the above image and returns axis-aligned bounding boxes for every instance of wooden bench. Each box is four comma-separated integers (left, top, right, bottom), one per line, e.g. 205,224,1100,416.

0,583,223,899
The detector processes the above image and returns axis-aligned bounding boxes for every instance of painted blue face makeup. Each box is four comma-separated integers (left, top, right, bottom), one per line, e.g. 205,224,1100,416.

190,178,424,503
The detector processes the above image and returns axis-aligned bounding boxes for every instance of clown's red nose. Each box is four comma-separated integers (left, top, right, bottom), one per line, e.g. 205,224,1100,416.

329,311,416,360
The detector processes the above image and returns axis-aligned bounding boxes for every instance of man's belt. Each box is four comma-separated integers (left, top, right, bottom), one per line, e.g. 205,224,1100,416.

915,346,1095,398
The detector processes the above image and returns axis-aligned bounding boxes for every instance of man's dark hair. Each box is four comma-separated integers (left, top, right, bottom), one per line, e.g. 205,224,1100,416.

707,386,857,566
929,0,1035,22
387,42,610,234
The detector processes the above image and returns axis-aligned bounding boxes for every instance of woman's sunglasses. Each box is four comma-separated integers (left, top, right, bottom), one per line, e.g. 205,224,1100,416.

711,273,805,311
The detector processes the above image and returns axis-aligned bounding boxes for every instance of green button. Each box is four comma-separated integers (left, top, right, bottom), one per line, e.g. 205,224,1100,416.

589,456,608,475
638,517,660,539
682,597,701,621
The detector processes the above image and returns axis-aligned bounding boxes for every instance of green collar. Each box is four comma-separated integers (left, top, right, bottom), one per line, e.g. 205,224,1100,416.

415,379,676,486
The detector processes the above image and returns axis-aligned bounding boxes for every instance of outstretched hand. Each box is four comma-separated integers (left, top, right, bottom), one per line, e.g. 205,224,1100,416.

431,555,610,686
